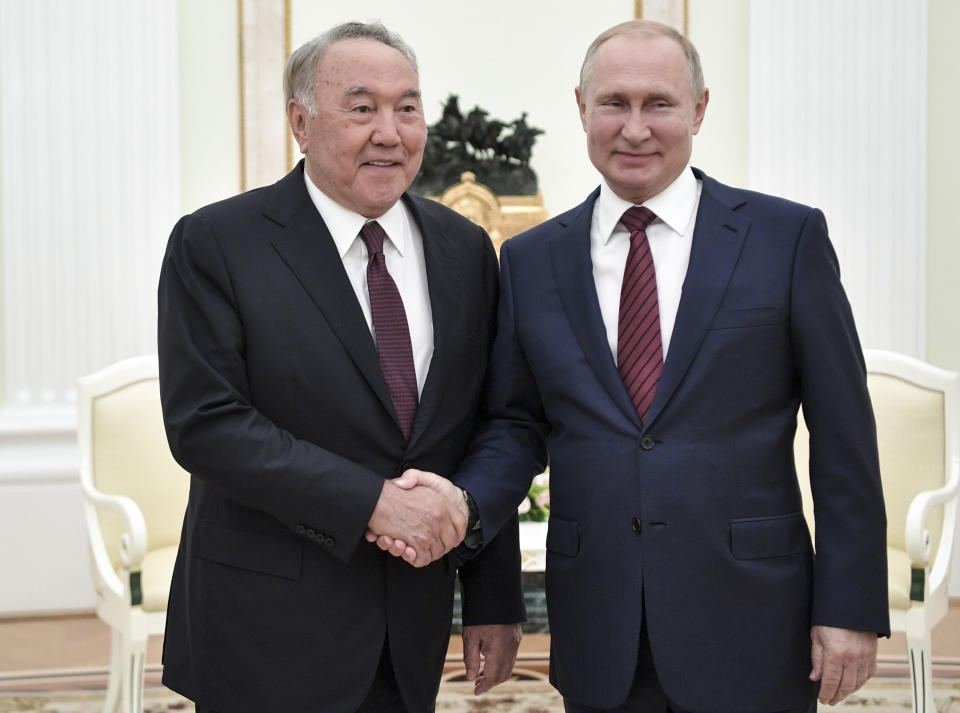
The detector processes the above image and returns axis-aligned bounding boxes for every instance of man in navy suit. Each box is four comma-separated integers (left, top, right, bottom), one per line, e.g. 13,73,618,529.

158,22,523,713
377,18,888,713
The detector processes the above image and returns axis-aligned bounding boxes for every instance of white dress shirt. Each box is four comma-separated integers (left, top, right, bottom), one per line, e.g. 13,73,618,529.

590,166,702,362
303,172,434,396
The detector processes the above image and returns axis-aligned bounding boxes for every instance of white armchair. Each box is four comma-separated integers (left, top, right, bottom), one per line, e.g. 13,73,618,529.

77,355,189,713
795,349,960,713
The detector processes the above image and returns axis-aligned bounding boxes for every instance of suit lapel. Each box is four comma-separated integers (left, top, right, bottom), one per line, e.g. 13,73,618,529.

551,190,642,426
404,195,461,450
644,171,750,428
265,164,398,424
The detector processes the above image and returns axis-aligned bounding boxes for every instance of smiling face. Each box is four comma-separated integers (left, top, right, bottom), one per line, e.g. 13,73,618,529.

576,32,708,205
287,38,427,218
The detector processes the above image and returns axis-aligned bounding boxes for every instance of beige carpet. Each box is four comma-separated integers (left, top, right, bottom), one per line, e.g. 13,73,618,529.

2,678,960,713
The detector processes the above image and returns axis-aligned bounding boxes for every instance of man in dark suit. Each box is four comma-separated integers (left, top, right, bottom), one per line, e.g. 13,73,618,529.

157,22,523,713
379,19,888,713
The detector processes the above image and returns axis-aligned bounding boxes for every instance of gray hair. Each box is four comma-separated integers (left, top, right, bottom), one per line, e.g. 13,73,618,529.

283,21,419,117
579,19,705,100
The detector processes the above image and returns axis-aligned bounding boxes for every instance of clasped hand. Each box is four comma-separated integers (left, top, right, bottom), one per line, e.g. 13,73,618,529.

366,469,467,567
367,470,523,696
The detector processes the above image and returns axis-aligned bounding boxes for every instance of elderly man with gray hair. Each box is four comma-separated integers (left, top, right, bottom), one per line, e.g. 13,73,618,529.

157,21,524,713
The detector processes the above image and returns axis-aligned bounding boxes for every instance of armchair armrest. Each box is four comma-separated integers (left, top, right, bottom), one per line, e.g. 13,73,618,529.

905,455,960,566
80,468,149,570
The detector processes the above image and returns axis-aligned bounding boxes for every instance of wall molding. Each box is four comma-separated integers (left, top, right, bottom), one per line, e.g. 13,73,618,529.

748,0,927,357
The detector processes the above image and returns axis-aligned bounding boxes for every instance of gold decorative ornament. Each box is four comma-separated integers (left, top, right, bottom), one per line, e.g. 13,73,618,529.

432,172,548,257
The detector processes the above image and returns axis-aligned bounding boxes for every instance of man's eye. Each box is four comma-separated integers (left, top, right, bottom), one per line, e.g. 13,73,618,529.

354,105,372,113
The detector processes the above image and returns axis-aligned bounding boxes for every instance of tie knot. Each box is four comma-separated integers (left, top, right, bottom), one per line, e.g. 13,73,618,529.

621,206,657,234
360,220,387,256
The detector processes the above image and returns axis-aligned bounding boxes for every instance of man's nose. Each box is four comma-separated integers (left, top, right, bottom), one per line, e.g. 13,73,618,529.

621,108,652,143
371,110,402,146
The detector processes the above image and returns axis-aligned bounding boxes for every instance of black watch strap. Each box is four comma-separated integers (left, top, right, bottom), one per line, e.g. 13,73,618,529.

462,488,483,549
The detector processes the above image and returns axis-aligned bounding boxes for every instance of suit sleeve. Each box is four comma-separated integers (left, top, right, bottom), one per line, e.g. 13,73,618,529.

455,234,529,625
789,208,889,635
158,213,384,563
454,240,551,550
457,513,526,625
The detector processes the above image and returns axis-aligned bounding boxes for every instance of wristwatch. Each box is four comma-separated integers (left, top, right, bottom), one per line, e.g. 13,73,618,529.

461,488,483,549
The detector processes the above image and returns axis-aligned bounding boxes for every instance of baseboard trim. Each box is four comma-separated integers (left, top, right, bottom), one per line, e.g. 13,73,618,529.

877,655,960,679
0,664,162,693
0,608,97,623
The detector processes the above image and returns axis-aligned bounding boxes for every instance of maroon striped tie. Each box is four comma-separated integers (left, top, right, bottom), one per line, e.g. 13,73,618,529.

617,206,661,423
360,221,418,439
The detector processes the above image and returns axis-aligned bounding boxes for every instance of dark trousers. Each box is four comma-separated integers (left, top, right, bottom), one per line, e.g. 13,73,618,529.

194,637,407,713
561,625,817,713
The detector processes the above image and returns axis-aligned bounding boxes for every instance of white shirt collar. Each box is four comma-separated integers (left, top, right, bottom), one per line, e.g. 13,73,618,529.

302,170,410,257
595,165,699,245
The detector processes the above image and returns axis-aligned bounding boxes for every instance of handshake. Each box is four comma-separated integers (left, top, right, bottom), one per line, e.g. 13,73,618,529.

365,469,471,567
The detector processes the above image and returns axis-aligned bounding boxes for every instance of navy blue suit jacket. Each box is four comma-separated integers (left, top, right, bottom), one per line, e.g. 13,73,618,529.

456,169,888,712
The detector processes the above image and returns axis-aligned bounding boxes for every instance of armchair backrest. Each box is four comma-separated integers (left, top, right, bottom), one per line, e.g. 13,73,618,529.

794,350,958,590
78,355,189,571
868,371,944,557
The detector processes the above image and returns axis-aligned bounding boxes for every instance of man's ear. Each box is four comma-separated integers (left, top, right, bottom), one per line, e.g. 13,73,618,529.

287,99,309,153
575,86,587,132
692,88,709,135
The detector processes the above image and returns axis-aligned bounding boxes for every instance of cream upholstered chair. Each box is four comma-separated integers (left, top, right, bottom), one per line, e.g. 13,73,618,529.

795,349,960,713
78,355,189,713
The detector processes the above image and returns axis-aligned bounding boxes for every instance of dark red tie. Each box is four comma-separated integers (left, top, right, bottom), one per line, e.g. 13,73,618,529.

360,221,418,439
617,206,662,423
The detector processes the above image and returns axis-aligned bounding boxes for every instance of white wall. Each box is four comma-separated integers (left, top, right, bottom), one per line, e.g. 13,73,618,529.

178,0,242,213
926,0,960,374
749,1,927,359
688,0,750,188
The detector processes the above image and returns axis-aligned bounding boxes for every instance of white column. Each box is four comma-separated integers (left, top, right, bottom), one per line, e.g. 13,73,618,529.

749,0,927,357
0,0,180,611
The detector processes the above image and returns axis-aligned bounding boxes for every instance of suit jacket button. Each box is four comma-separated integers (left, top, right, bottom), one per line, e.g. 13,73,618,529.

325,537,336,547
640,434,655,450
632,518,642,534
306,528,316,539
296,524,306,535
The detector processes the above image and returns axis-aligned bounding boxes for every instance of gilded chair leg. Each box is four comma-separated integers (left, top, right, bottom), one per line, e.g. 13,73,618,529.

906,605,934,713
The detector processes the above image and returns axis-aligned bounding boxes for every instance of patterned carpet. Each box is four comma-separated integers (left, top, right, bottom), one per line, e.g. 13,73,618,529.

2,678,960,713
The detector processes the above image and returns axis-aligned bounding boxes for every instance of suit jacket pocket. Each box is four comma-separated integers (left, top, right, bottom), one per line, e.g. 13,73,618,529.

730,512,811,560
546,516,580,557
195,519,303,579
711,307,780,330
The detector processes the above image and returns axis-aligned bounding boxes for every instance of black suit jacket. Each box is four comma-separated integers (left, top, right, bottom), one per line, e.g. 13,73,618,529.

158,162,524,713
